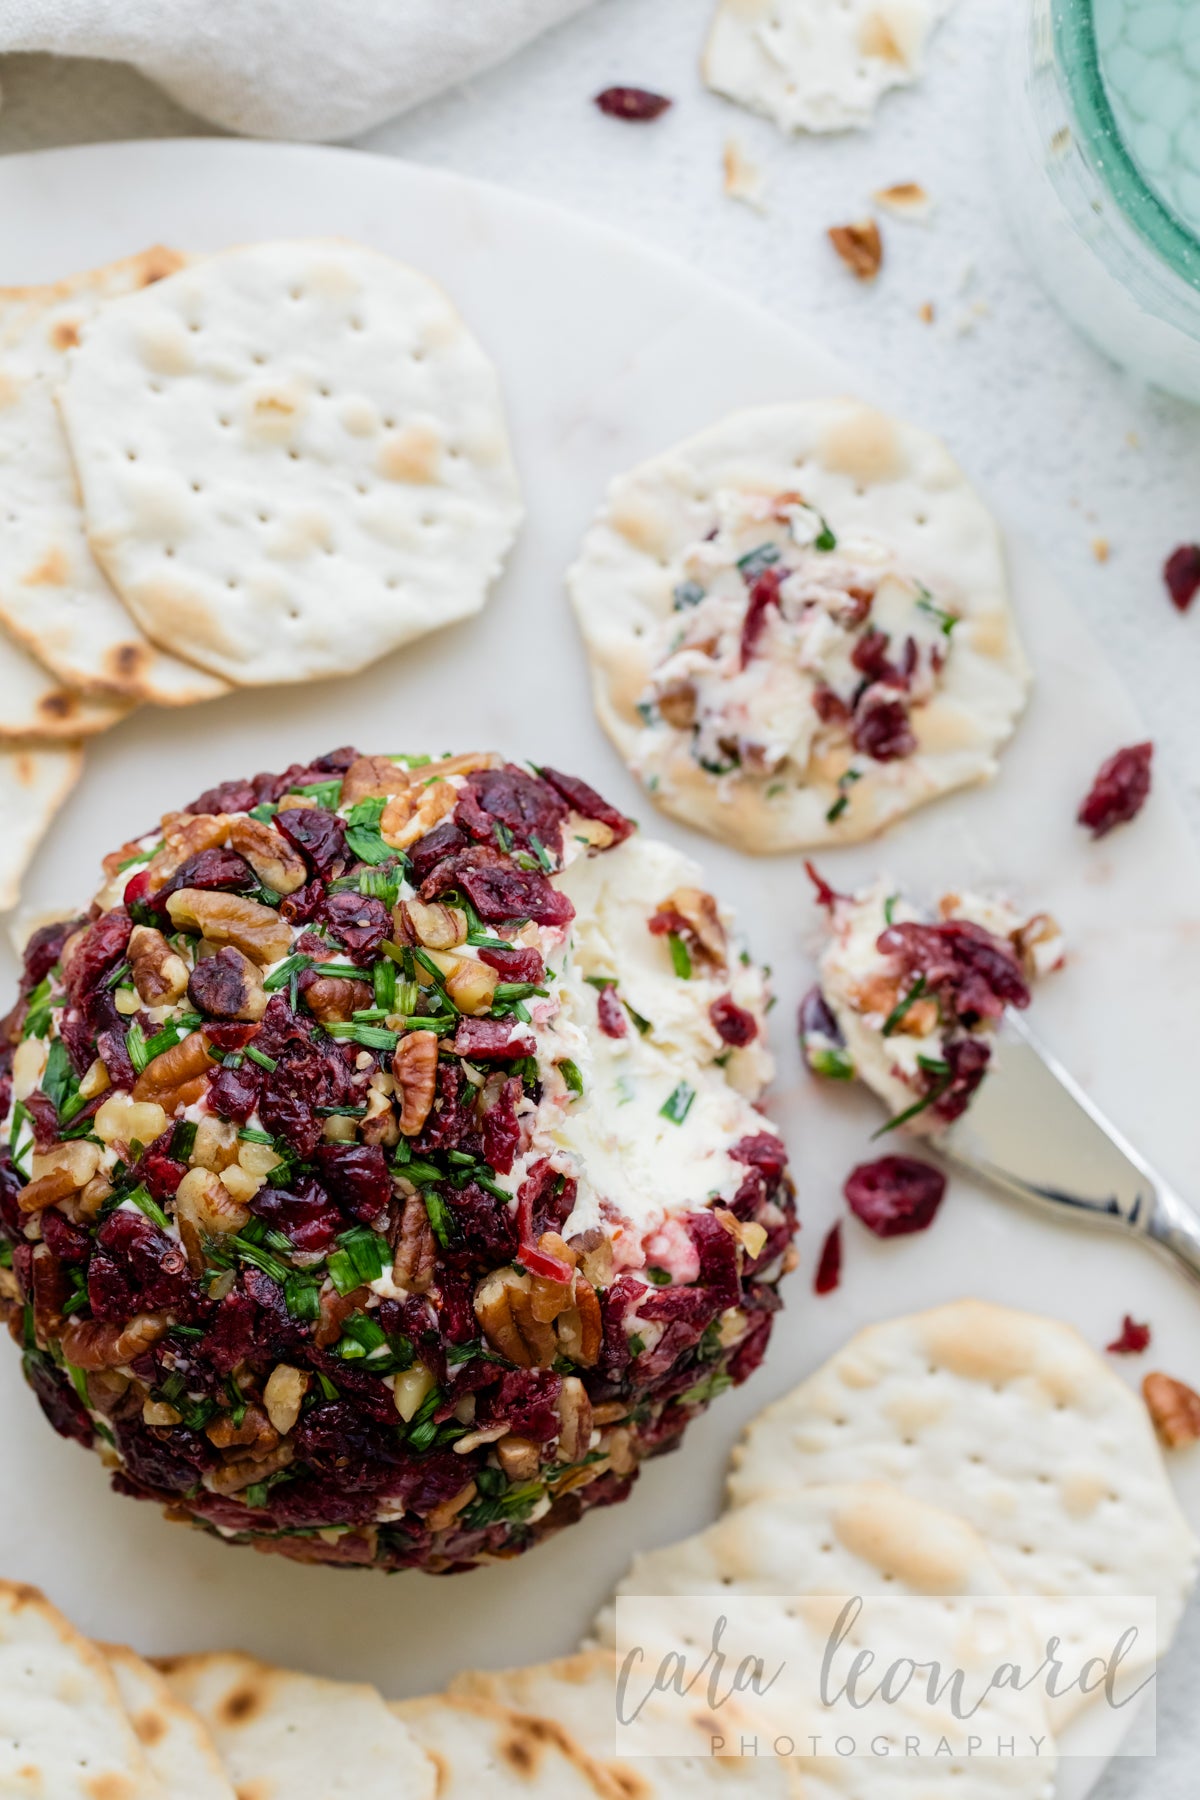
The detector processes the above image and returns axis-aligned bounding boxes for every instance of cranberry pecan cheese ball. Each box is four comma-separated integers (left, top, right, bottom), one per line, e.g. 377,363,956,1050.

0,748,794,1573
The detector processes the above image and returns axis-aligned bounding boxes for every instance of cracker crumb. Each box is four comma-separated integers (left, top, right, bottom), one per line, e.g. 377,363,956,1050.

918,300,936,324
828,220,883,282
723,137,767,213
874,182,933,222
1126,430,1141,450
1092,536,1110,563
1144,1372,1200,1448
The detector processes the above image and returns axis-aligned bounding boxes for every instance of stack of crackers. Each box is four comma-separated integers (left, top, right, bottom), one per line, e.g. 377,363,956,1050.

6,1301,1194,1796
0,238,522,909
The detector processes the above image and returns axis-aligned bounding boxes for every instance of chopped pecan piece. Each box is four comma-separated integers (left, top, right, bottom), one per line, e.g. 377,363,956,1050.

174,1166,249,1270
392,899,467,951
206,1402,279,1453
496,1435,541,1481
393,1191,437,1293
207,1442,294,1496
1143,1373,1200,1447
165,888,292,965
60,1311,169,1370
94,1091,169,1148
301,973,372,1024
128,924,190,1006
829,219,883,281
424,1480,478,1532
556,1375,593,1464
146,812,233,891
227,816,307,894
555,1273,602,1367
393,1030,439,1136
340,755,414,807
19,1141,102,1212
132,1030,213,1113
649,886,727,970
315,1283,368,1349
474,1267,557,1368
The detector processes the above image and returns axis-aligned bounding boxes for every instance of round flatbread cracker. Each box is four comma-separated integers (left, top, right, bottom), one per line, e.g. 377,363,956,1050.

0,743,83,911
391,1695,618,1798
0,248,230,705
568,400,1028,852
59,239,523,686
703,0,958,135
0,1581,159,1799
592,1484,1056,1797
727,1301,1199,1721
103,1644,233,1800
449,1650,801,1797
158,1652,436,1800
0,621,132,741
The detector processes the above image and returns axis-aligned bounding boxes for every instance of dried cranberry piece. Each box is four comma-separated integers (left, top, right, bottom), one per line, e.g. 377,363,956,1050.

315,1144,392,1225
481,1076,523,1176
422,847,574,928
931,1036,992,1124
21,918,77,993
453,1017,536,1061
294,1401,398,1483
1107,1314,1151,1355
844,1156,946,1237
812,686,851,726
814,1222,842,1294
685,1209,741,1308
517,1159,576,1244
731,1133,789,1180
274,806,348,878
89,1209,196,1321
407,821,468,886
456,766,568,857
1077,742,1153,838
637,1284,715,1325
479,1369,563,1441
208,1055,261,1124
412,1063,479,1156
137,1139,187,1203
477,944,544,984
595,86,672,120
279,879,326,925
599,1273,644,1377
319,891,390,959
850,628,905,685
1164,545,1200,612
596,984,627,1039
878,919,1030,1023
63,908,132,1006
799,984,845,1046
852,695,916,762
727,1309,775,1384
24,1354,94,1446
251,1177,345,1257
710,994,757,1046
740,567,783,667
444,1181,520,1267
539,767,634,846
150,847,256,911
24,1091,60,1152
435,1270,477,1345
204,1021,258,1053
184,776,259,815
804,861,846,910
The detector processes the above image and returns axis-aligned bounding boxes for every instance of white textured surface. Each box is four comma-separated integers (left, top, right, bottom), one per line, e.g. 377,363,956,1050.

0,6,1197,1798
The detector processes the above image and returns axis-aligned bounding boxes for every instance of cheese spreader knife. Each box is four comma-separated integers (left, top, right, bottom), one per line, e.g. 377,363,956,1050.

936,1011,1200,1288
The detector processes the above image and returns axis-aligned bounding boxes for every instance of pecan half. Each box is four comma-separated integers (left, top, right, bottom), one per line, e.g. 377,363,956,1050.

61,1311,169,1370
128,924,190,1006
301,974,372,1024
393,1030,439,1136
227,816,307,895
393,1191,437,1293
474,1267,557,1368
381,778,458,851
132,1030,213,1113
188,946,268,1021
340,755,414,807
1144,1372,1200,1448
657,682,697,730
556,1375,593,1465
165,889,292,965
555,1273,602,1367
146,812,233,891
19,1141,102,1212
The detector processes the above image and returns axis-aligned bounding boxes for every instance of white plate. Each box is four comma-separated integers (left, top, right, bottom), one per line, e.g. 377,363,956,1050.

0,142,1196,1789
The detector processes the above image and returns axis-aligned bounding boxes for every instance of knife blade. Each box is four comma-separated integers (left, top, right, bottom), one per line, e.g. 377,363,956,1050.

937,1011,1200,1288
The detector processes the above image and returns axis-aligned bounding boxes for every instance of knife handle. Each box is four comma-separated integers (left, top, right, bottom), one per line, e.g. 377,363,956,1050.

1145,1184,1200,1289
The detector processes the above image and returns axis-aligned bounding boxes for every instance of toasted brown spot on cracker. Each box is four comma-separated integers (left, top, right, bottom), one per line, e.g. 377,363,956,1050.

859,11,908,63
38,691,77,721
134,1707,168,1746
51,318,82,350
0,373,18,409
107,642,149,681
24,546,70,587
379,423,442,484
86,1776,137,1800
137,246,187,287
220,1681,266,1726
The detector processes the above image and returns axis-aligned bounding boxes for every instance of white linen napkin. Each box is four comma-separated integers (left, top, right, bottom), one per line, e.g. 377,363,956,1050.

0,0,599,140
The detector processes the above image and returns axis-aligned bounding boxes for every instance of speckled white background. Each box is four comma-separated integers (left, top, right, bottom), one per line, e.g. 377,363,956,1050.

0,1,1196,1794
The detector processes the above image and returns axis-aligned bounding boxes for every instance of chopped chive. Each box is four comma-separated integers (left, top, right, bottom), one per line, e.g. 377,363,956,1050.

736,542,780,579
171,1119,198,1161
423,1188,455,1247
667,933,692,980
125,1021,149,1074
558,1059,584,1098
264,953,312,991
229,1238,293,1283
646,1267,671,1286
103,959,132,991
310,961,371,980
373,958,397,1011
659,1081,695,1125
316,1371,340,1400
322,1021,399,1051
883,893,898,926
126,1184,170,1231
248,801,278,822
284,1274,321,1322
917,1054,951,1076
814,514,838,552
673,580,706,609
245,1045,278,1072
915,585,957,636
493,821,513,853
808,1046,856,1080
294,778,342,808
528,833,553,873
237,1126,275,1145
826,794,850,824
872,1078,950,1138
881,976,927,1038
